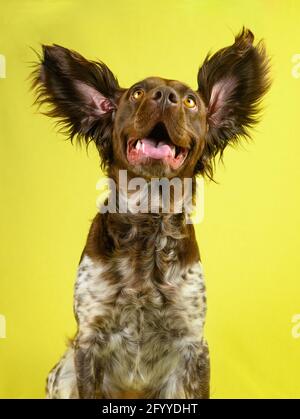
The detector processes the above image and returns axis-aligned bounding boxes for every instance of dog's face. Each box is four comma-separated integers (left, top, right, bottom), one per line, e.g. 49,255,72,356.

113,77,206,178
32,28,270,180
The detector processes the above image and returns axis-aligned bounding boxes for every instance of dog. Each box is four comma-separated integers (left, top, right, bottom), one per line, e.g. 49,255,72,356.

32,28,270,399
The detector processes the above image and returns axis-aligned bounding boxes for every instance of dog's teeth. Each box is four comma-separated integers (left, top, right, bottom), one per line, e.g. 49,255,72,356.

171,146,176,157
136,140,142,151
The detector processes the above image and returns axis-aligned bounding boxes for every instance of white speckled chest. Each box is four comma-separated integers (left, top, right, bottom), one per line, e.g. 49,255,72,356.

73,254,207,395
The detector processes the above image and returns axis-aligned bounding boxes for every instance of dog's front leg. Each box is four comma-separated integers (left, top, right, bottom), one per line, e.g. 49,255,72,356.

182,340,210,399
74,343,104,399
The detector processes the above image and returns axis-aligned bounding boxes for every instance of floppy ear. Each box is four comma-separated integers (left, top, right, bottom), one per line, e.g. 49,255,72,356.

31,44,123,168
196,28,271,178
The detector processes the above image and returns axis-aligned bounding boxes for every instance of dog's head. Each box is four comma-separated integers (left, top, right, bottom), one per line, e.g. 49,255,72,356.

32,28,270,180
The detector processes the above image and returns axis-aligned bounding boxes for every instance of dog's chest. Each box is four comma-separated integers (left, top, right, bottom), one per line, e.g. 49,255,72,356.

74,247,206,390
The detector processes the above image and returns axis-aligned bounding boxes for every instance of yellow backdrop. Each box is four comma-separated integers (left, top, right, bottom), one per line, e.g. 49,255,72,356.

0,0,300,399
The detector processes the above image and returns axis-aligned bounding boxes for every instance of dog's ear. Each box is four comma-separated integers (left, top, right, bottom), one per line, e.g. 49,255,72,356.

31,45,124,168
196,28,271,178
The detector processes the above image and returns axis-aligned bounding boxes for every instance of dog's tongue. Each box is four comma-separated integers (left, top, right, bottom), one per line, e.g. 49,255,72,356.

141,138,173,159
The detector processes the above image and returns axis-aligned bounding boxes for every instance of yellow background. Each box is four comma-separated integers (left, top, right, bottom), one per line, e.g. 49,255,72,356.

0,0,300,399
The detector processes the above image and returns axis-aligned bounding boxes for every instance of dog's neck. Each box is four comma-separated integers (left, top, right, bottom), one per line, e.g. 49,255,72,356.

88,170,200,268
101,210,199,272
107,211,187,243
86,210,200,273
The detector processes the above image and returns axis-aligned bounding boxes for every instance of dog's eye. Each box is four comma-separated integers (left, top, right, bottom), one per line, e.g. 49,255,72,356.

183,96,196,109
132,89,144,100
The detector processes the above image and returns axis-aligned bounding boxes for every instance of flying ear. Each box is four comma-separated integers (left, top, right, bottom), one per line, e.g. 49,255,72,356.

31,44,124,168
196,28,271,178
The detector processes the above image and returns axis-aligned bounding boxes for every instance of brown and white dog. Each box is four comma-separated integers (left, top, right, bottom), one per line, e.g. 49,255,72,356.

32,28,270,399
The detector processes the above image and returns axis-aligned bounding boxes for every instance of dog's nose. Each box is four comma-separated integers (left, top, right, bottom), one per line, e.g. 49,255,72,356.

151,86,179,107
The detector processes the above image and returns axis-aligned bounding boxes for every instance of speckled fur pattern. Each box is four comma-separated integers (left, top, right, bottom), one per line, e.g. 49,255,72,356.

46,214,210,399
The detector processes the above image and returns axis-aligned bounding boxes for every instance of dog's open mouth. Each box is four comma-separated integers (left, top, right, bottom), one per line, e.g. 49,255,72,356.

127,123,189,170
